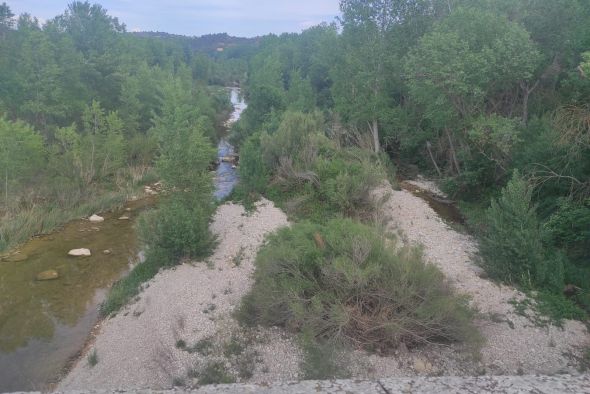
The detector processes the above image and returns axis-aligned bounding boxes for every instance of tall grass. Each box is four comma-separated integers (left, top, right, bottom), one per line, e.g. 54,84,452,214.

0,167,157,253
0,191,129,253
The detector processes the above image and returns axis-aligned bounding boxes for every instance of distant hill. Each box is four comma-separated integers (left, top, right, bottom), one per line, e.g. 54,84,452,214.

131,31,259,55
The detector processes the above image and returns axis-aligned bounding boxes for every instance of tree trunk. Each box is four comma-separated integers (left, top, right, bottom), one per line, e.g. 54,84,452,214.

371,119,380,154
521,80,540,124
446,128,461,175
426,141,442,177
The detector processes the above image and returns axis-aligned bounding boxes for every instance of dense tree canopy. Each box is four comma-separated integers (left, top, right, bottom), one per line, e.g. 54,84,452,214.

1,0,590,322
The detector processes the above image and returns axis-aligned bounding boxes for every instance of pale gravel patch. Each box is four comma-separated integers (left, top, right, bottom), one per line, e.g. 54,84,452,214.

369,181,589,375
405,175,446,197
249,327,302,383
59,199,299,391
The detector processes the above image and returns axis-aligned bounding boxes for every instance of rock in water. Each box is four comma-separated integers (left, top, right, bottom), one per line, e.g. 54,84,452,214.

68,248,91,257
36,270,59,281
118,216,130,220
89,214,104,222
103,249,112,255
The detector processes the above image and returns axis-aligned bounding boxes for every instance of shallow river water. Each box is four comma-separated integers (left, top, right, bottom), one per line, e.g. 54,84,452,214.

0,198,153,392
214,88,245,200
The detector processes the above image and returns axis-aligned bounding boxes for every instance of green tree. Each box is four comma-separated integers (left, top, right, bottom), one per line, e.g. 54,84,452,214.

335,0,398,153
54,101,126,184
16,28,67,132
480,171,560,289
0,117,44,207
404,7,540,178
0,2,14,37
150,78,216,197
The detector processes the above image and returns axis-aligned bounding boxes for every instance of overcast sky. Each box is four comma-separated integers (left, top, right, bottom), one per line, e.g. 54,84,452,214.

9,0,341,37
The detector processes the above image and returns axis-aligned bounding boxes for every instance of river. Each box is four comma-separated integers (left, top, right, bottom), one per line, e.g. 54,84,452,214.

0,88,243,392
214,87,244,200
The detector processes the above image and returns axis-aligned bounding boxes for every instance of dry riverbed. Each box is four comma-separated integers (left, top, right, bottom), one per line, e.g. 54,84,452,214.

60,183,590,390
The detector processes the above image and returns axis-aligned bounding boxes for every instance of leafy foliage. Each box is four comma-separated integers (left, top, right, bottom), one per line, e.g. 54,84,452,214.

236,110,386,222
0,117,44,206
0,2,234,253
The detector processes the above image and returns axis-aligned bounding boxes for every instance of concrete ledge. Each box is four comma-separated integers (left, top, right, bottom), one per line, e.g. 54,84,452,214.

380,374,590,393
14,374,590,394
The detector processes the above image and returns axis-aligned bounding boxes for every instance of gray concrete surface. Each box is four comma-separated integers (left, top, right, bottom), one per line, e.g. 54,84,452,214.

11,373,590,393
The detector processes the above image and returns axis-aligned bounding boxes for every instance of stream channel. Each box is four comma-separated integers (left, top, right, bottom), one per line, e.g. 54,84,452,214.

0,87,244,392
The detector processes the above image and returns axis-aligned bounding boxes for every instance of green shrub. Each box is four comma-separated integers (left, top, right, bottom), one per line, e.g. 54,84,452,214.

100,254,161,316
299,330,350,380
102,195,216,316
260,110,325,169
238,132,270,194
197,361,236,385
235,112,387,223
315,149,385,218
544,198,590,263
536,291,587,323
138,196,216,263
87,348,98,367
238,219,479,351
480,171,562,289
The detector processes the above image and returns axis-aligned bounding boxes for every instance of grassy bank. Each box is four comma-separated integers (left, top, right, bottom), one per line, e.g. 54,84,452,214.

0,181,152,254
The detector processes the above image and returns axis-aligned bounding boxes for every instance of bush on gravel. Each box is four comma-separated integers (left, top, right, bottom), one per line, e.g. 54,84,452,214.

237,219,479,351
100,196,216,316
480,171,563,290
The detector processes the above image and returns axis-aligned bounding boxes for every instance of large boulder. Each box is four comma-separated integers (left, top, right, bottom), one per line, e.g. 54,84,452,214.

89,214,104,222
36,270,59,281
68,248,91,257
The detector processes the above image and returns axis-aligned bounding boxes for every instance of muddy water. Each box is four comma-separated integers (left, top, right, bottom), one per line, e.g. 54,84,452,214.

399,181,465,224
0,198,154,392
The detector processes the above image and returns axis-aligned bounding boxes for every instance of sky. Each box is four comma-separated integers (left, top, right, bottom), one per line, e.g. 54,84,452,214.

9,0,341,37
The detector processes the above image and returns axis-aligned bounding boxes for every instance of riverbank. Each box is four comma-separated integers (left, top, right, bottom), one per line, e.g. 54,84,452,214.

0,178,154,255
59,199,294,390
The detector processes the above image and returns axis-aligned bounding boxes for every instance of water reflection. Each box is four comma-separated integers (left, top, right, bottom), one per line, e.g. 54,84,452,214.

214,87,246,200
